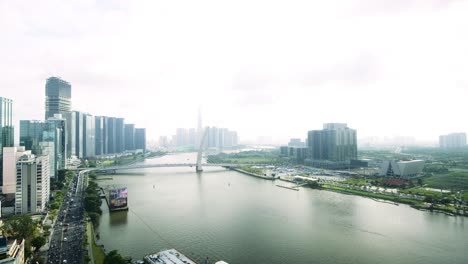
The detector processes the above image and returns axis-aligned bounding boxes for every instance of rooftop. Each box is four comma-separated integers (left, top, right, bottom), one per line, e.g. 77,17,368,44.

144,249,197,264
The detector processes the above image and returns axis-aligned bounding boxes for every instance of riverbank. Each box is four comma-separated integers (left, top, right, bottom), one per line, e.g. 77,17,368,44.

321,184,467,217
97,151,167,168
88,221,105,264
229,167,275,180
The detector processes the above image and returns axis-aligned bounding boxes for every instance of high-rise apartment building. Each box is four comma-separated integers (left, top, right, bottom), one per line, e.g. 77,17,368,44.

107,117,117,154
82,113,95,158
439,133,466,149
188,128,197,147
115,118,125,153
95,116,106,156
307,123,357,163
175,128,189,147
71,111,84,158
15,154,50,214
135,128,146,151
45,77,71,119
0,97,14,187
203,127,238,149
124,124,135,151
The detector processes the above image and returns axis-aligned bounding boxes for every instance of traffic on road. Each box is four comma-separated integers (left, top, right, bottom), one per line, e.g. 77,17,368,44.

47,171,87,264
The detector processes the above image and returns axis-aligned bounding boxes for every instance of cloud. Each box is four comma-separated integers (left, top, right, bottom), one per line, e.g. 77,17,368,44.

1,0,468,143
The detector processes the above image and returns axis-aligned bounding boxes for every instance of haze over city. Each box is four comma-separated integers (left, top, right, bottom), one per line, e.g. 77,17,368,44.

2,0,468,144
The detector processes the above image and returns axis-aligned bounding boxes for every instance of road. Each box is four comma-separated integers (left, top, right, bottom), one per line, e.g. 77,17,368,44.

47,170,87,264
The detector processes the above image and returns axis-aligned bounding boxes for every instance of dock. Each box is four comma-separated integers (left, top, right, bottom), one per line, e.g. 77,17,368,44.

230,167,276,180
276,184,299,191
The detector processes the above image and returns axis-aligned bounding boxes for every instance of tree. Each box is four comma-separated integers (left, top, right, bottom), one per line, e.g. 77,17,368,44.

31,236,47,252
57,169,67,181
0,215,37,240
104,250,132,264
31,255,45,264
88,212,100,227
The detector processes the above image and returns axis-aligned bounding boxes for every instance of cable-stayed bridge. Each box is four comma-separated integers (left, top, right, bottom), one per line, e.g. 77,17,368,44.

92,162,268,174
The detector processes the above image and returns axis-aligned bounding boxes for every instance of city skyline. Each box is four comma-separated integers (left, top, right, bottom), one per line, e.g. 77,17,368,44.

2,1,468,144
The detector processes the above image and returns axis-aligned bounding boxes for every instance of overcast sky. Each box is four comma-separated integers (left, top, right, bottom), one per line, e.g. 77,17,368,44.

1,0,467,144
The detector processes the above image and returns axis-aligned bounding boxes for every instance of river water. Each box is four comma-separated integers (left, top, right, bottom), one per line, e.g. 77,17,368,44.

96,153,467,264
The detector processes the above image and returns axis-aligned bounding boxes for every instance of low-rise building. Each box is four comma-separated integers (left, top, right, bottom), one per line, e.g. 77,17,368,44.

378,160,424,178
0,237,25,264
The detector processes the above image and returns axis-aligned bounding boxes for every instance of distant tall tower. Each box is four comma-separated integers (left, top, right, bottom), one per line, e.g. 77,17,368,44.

197,106,203,146
45,77,71,119
45,77,72,158
0,97,14,186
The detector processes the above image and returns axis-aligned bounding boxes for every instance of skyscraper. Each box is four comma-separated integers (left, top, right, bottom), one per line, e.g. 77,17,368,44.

82,113,95,158
115,118,125,153
19,120,44,155
107,117,117,154
46,114,67,171
45,77,72,159
71,111,84,158
307,123,357,164
45,77,71,119
95,116,105,156
135,128,146,151
0,97,14,187
20,115,67,179
124,124,135,151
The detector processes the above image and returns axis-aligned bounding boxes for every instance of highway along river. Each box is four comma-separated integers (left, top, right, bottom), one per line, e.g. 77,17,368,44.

96,152,467,264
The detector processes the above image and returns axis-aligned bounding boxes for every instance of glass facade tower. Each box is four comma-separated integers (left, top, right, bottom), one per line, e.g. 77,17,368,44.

0,97,14,186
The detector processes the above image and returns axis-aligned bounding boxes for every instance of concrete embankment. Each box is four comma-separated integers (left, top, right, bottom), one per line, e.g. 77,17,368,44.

230,167,275,180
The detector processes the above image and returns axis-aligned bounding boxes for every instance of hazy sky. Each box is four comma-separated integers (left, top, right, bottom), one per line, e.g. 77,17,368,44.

1,0,467,144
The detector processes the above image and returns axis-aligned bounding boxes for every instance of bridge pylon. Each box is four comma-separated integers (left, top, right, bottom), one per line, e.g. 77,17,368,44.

196,127,208,172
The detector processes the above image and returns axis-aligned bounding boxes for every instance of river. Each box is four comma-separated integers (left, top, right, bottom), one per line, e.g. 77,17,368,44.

96,152,467,264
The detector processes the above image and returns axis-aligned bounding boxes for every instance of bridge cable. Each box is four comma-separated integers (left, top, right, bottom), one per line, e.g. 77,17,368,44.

128,208,223,262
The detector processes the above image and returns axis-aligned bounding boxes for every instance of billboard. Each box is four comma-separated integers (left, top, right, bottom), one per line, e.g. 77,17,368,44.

109,187,128,209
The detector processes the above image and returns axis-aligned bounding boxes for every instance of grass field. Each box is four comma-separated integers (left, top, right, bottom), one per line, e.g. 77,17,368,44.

90,224,105,264
322,185,422,206
423,172,468,191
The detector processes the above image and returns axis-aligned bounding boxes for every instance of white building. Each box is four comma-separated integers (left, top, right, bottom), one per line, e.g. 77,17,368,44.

1,147,31,196
15,154,50,215
379,160,425,178
40,141,55,179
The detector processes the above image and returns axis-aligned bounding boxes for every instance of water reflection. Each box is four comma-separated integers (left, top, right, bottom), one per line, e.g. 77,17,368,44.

110,211,128,226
